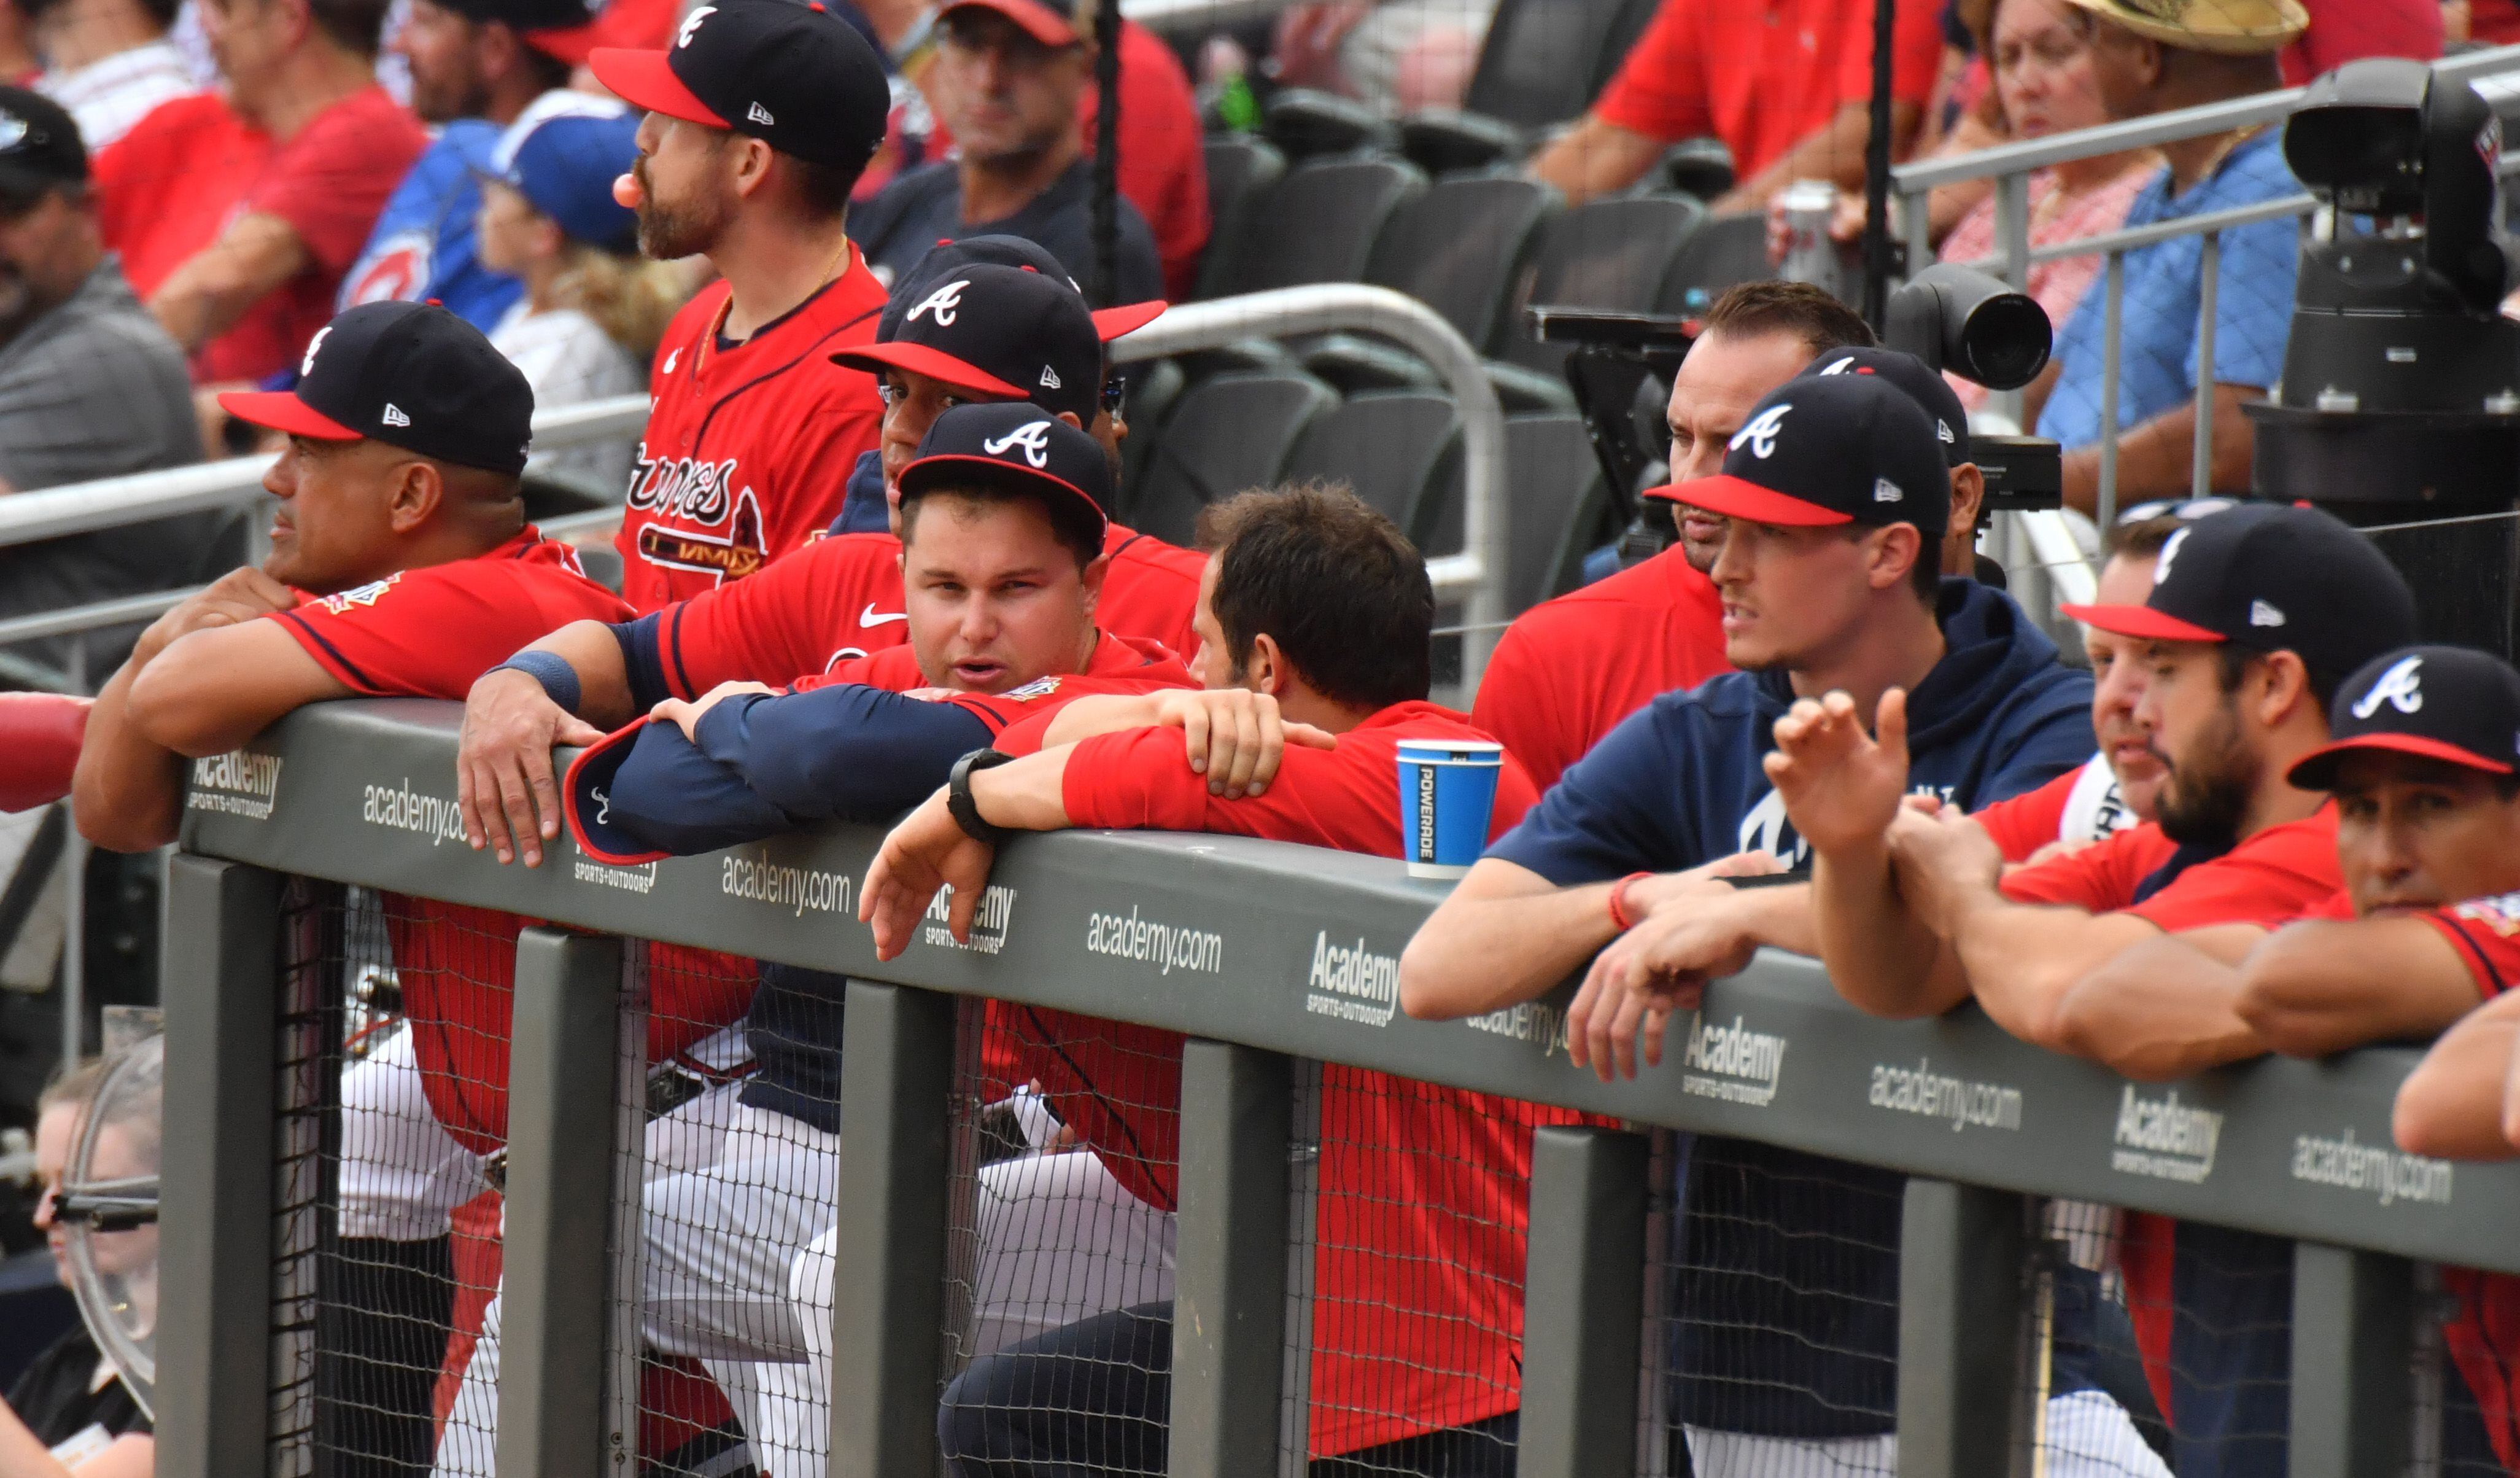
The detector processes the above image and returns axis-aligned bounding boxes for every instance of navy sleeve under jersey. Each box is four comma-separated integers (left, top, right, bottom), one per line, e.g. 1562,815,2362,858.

692,685,993,820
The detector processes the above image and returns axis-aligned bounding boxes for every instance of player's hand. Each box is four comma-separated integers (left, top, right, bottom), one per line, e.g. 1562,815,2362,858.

140,567,297,664
653,681,778,745
457,666,605,868
1567,857,1779,1080
861,787,996,960
1887,806,2006,937
1763,688,1910,860
1149,688,1336,799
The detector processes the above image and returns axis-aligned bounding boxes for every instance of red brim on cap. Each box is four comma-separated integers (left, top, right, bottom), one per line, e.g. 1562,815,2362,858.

1659,475,1851,527
562,720,674,866
940,0,1079,44
1091,300,1166,341
524,20,600,64
2057,602,2227,644
219,389,360,440
587,47,727,128
2287,733,2518,789
901,453,1106,526
831,341,1030,401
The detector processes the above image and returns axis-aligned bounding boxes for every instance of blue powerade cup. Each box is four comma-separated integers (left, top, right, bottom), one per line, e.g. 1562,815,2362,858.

1396,737,1504,879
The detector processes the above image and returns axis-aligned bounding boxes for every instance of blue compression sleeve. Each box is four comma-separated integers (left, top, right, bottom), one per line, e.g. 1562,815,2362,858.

692,685,994,820
604,721,796,856
609,613,674,714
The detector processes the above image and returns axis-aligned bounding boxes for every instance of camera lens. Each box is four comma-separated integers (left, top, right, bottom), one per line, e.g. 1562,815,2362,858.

1955,294,2053,391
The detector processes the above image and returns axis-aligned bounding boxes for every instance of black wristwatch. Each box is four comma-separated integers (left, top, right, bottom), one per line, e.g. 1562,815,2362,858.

947,748,1017,845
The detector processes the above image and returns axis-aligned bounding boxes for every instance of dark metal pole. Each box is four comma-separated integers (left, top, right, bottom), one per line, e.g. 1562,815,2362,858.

1860,0,1896,329
1090,0,1123,306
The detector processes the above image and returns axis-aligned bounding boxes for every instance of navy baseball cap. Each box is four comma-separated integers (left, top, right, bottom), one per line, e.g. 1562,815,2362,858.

940,0,1089,47
837,264,1104,421
220,302,534,475
1799,347,1970,467
2289,645,2520,789
564,721,670,865
2061,504,2416,681
0,88,84,202
883,235,1167,342
1660,373,1951,536
898,401,1111,532
430,0,600,63
490,96,640,254
589,0,889,171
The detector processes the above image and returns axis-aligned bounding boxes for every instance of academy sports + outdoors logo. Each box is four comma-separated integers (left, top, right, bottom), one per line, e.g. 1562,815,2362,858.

187,750,284,820
1465,999,1569,1057
721,849,852,917
1868,1058,2022,1133
1678,1010,1786,1107
362,778,468,846
2290,1127,2453,1207
1305,930,1400,1026
925,882,1017,954
2111,1086,2222,1183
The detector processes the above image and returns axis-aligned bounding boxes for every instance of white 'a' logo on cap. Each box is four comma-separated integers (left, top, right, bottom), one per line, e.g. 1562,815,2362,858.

908,278,968,327
2154,526,2190,585
1731,402,1791,459
983,421,1055,468
2351,654,2425,719
677,6,715,45
301,325,332,378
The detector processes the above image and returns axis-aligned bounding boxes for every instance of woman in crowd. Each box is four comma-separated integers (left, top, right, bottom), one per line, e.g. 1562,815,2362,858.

475,95,685,493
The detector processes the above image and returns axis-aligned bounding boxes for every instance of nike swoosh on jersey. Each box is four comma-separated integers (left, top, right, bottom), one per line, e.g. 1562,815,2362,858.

859,604,909,627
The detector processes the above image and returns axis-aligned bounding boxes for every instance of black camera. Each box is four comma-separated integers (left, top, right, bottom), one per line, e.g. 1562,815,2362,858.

1883,263,2063,513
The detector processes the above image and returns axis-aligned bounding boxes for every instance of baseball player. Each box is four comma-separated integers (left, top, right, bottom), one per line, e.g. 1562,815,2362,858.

435,405,1199,1473
586,0,895,611
456,251,1198,868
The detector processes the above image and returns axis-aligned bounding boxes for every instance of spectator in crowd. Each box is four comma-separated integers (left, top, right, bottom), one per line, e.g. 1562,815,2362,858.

1776,503,2414,1476
29,0,192,150
434,405,1195,1472
1262,0,1493,111
1470,282,1867,793
0,87,214,679
110,0,427,392
856,483,1559,1477
585,0,893,612
1933,0,2153,413
2023,0,2306,511
1400,375,2123,1474
848,0,1162,303
0,1057,152,1478
475,98,677,492
1528,0,1945,209
334,0,599,329
2281,0,2438,80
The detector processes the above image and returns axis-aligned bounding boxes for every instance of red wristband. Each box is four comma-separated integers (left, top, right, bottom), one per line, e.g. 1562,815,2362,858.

1606,871,1653,933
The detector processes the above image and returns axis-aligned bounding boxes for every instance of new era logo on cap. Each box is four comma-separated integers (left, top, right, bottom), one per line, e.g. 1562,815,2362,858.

746,101,774,125
382,403,411,428
1040,366,1060,389
1801,347,1971,467
2249,599,2285,627
2289,645,2520,790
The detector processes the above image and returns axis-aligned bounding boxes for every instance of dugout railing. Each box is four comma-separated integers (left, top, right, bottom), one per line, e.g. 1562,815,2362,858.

150,698,2520,1478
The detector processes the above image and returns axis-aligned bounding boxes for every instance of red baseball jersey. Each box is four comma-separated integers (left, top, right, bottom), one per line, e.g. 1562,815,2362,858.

1972,753,2139,864
2417,892,2520,1000
1008,704,1571,1457
1469,546,1729,792
266,530,748,1155
646,521,1204,697
615,259,889,613
1996,811,2340,932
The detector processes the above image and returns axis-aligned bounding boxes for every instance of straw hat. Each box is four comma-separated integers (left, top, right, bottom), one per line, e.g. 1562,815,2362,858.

2057,0,2308,54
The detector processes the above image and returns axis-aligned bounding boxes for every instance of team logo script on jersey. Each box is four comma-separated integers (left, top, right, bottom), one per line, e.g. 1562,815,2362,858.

2351,655,2425,719
626,449,742,527
317,574,402,613
983,421,1054,468
908,279,967,327
1731,403,1791,459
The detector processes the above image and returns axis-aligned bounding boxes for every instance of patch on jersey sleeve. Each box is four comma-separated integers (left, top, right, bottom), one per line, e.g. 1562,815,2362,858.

1002,675,1063,701
316,573,403,613
2452,893,2520,936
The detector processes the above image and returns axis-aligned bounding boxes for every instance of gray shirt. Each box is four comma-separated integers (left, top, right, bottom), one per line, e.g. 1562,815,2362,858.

0,259,227,682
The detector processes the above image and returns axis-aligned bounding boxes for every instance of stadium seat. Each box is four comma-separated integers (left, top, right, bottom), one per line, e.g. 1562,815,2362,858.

1651,136,1737,202
1494,193,1709,376
1201,155,1429,300
1498,411,1610,609
1128,369,1339,545
1194,136,1287,300
1395,109,1529,176
1662,210,1772,310
1114,356,1187,523
1282,391,1464,544
1301,173,1564,392
1394,0,1656,174
1261,88,1400,161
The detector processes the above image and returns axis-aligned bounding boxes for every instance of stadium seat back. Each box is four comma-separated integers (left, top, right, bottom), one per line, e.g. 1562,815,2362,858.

1662,210,1772,310
1365,173,1563,355
1498,193,1707,372
1465,0,1646,128
1195,136,1288,300
1282,391,1464,545
1500,411,1610,609
1128,370,1340,545
1204,156,1429,299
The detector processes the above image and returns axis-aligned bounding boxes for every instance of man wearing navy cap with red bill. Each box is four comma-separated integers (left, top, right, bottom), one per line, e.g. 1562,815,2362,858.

585,0,896,612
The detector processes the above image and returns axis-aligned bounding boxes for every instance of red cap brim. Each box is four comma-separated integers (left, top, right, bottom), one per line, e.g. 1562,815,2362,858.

523,20,600,64
831,341,1031,401
2287,733,2518,788
219,390,360,440
586,48,726,128
1658,475,1851,527
939,0,1078,44
2057,602,2228,644
1091,300,1166,341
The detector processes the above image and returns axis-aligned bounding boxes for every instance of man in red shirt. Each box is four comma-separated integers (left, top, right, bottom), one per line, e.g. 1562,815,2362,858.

587,0,895,610
858,483,1556,1474
1528,0,1944,208
1772,502,2417,1476
1469,282,1871,792
108,0,426,385
456,251,1199,866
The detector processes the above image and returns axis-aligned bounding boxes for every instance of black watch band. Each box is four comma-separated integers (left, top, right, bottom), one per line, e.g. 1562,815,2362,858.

947,748,1017,845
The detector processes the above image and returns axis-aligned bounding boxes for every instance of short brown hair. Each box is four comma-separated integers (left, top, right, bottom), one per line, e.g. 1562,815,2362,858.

2106,514,2186,561
1195,482,1431,711
1700,280,1876,359
37,1056,110,1115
